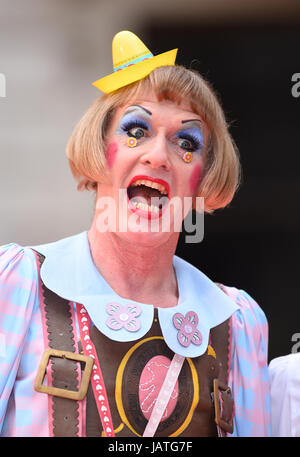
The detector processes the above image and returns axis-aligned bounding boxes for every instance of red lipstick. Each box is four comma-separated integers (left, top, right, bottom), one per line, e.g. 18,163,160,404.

127,175,170,197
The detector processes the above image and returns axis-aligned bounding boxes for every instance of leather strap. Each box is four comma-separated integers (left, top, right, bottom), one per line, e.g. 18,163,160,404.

34,251,80,437
209,293,234,436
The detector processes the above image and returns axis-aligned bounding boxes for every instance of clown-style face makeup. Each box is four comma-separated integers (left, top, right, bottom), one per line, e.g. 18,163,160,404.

115,105,204,163
100,92,206,245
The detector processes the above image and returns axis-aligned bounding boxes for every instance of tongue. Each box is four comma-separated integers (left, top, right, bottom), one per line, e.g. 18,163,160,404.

129,185,166,206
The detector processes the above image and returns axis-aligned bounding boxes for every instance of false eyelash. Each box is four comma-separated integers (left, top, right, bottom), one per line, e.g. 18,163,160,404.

120,119,150,134
177,132,203,152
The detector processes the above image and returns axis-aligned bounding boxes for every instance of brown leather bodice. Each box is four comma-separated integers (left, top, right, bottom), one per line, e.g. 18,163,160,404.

85,309,230,437
34,251,233,437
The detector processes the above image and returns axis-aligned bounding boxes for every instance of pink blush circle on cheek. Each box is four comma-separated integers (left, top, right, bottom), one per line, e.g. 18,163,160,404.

106,142,118,169
189,164,202,193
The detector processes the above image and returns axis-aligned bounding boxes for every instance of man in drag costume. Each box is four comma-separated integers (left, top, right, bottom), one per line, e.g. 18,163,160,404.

0,31,270,437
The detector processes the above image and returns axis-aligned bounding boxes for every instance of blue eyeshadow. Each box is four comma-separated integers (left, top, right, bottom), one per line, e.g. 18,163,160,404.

176,127,204,152
116,112,151,135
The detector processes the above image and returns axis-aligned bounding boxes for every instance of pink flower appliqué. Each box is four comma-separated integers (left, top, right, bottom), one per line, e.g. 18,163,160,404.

106,302,141,332
172,311,202,347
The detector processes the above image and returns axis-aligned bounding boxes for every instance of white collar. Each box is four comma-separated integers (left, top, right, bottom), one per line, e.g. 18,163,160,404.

32,231,238,358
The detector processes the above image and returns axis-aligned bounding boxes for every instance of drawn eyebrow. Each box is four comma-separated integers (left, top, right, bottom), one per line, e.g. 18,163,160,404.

125,105,152,116
181,118,203,125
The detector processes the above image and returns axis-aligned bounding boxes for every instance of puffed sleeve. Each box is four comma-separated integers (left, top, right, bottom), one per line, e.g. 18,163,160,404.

269,353,300,437
222,286,271,437
0,243,39,433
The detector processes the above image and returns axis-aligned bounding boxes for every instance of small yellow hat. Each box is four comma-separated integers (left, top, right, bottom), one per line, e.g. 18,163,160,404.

92,30,178,94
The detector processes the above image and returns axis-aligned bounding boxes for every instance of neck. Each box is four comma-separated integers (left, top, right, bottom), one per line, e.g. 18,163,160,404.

88,218,179,307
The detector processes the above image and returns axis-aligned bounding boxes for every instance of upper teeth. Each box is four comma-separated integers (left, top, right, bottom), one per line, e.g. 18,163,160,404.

131,179,168,195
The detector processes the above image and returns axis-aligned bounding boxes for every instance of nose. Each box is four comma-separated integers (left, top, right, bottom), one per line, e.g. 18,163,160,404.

140,133,171,171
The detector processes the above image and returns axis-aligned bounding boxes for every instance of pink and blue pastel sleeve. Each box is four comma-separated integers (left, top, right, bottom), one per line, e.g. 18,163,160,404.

225,287,271,437
0,243,39,434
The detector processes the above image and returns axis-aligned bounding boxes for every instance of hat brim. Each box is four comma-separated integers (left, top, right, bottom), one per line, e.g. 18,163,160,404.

92,48,178,94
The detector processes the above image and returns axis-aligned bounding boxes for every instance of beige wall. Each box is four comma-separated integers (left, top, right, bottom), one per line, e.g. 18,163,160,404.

0,0,299,245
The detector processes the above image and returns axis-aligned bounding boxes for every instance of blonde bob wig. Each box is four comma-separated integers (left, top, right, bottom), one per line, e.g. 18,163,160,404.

66,65,241,213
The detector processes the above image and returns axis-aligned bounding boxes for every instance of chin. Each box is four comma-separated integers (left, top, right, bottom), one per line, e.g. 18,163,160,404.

115,227,177,249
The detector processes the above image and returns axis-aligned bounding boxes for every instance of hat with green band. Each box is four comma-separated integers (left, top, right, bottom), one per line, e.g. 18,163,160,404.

92,30,178,94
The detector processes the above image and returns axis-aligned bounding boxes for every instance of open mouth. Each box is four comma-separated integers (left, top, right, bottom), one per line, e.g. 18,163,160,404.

127,176,170,216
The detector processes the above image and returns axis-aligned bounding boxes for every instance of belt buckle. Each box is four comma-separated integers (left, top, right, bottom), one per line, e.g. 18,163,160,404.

34,348,94,401
213,378,234,434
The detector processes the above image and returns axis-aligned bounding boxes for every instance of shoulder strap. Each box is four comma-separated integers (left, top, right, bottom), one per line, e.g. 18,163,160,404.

210,318,231,385
33,250,81,437
210,283,234,436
